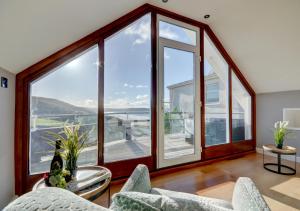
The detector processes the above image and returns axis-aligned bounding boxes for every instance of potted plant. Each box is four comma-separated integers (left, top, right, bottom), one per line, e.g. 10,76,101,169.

47,123,90,178
273,121,289,149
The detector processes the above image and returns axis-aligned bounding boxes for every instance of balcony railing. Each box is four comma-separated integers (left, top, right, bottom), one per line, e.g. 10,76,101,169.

29,111,247,174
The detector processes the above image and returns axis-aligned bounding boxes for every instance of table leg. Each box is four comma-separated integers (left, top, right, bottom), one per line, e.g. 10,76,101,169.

278,154,281,173
263,148,265,165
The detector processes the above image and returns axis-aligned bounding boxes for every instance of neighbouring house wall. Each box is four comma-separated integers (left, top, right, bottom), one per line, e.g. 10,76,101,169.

257,90,300,156
0,67,15,209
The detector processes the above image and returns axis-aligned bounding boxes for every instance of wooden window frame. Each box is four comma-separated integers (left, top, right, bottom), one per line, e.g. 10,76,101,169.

202,28,256,160
15,3,256,195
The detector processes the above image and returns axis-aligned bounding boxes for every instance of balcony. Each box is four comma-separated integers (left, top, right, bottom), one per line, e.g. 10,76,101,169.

30,111,194,174
30,111,246,174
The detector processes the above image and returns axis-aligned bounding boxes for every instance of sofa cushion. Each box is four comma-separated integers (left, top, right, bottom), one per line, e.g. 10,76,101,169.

119,164,151,193
232,177,270,211
151,187,233,209
113,191,233,211
3,187,109,211
110,164,152,210
113,192,160,211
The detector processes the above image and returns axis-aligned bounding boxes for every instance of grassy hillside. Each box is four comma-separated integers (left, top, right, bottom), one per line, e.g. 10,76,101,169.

31,96,96,115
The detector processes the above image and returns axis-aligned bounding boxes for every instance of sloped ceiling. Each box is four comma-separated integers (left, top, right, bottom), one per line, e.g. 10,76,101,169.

0,0,300,93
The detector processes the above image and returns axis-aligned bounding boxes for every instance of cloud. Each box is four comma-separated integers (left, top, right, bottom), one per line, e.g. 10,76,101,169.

133,95,149,107
105,98,129,108
114,91,126,95
105,95,149,108
125,19,150,45
72,99,98,108
136,85,148,88
84,99,97,107
124,83,135,88
160,28,178,40
132,95,149,107
136,94,148,100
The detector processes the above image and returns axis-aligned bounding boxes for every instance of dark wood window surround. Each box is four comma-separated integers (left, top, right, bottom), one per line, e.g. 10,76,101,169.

15,3,256,195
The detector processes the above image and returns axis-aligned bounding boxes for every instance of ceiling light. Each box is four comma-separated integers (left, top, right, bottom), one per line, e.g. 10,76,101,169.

162,0,168,3
204,15,210,19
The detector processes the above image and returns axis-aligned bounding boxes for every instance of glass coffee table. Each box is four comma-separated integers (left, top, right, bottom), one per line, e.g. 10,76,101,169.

33,166,112,203
263,144,297,175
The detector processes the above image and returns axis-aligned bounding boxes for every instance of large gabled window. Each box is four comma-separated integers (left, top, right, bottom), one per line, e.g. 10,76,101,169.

15,4,255,194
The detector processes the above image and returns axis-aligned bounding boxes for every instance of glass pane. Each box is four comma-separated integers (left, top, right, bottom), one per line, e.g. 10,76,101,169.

232,71,252,141
159,20,196,46
163,47,195,159
30,46,99,174
104,14,151,163
204,33,229,146
206,83,219,104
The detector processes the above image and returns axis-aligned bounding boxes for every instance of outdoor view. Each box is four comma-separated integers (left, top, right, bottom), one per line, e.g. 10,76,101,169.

159,19,198,162
232,71,252,141
163,47,195,159
204,32,230,146
104,13,152,163
29,15,252,174
204,32,251,146
30,46,99,174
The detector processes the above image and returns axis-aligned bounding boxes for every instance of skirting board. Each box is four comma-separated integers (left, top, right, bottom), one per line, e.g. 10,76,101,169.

256,147,300,163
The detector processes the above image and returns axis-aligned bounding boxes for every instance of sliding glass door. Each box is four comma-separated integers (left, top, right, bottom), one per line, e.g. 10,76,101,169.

157,16,201,168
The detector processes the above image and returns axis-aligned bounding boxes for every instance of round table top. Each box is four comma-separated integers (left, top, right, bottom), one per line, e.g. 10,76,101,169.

33,166,112,200
263,144,297,155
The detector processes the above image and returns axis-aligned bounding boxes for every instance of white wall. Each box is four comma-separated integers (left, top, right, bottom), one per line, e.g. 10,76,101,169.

0,67,15,209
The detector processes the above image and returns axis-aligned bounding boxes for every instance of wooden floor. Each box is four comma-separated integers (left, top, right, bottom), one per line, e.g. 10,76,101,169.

94,152,300,211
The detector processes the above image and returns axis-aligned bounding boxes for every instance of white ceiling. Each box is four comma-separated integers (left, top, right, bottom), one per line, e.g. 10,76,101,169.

0,0,300,93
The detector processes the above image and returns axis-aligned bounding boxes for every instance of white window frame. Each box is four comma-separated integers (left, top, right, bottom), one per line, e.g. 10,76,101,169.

157,15,201,168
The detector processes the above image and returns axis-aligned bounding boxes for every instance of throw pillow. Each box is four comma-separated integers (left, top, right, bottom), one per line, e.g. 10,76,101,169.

113,191,233,211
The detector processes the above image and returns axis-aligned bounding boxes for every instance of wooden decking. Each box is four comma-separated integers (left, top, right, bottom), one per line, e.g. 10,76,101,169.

104,133,194,162
94,153,300,211
34,133,193,173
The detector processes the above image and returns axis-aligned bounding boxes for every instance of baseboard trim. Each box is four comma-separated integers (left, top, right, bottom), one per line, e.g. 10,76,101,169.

256,147,300,163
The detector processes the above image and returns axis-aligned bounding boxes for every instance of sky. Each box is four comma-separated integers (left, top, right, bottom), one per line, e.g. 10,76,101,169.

31,13,213,110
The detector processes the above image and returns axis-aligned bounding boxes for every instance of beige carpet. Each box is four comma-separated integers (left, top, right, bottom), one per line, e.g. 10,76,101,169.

197,181,300,211
271,178,300,201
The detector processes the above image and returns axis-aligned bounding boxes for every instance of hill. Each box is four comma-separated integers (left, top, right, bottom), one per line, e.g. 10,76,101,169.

31,96,96,115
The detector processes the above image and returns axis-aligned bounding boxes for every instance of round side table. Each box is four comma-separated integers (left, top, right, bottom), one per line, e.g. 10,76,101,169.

33,166,112,204
263,144,297,175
